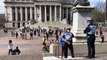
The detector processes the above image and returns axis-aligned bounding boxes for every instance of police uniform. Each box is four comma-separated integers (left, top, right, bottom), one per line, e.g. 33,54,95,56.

63,32,74,58
84,23,96,58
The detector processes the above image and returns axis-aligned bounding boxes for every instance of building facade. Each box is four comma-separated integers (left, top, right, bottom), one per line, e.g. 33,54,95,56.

4,0,75,28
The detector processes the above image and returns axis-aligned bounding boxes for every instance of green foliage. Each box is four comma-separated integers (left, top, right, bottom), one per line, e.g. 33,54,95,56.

92,9,106,22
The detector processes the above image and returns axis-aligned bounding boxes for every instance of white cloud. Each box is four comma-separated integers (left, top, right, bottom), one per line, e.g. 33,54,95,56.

103,0,106,2
0,0,5,14
89,0,105,7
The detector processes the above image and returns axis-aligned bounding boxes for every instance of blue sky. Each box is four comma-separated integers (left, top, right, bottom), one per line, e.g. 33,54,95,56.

0,0,106,14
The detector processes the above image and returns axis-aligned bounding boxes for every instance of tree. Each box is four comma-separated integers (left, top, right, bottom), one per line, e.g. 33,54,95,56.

92,9,106,22
0,14,5,26
92,1,106,22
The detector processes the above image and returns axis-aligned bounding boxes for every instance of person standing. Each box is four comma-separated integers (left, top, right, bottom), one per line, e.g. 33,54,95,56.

101,34,104,43
99,28,103,36
84,20,96,59
46,31,49,41
34,29,37,36
59,35,65,58
15,32,18,38
30,31,33,40
8,40,13,55
62,28,74,58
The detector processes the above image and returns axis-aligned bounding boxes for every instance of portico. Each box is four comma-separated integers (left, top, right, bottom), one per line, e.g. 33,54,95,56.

4,0,74,28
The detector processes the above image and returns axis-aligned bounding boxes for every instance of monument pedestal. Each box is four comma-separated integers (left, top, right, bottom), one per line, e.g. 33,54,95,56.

71,6,94,42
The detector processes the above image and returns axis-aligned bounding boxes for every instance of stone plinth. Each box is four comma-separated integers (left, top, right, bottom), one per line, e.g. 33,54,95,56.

71,6,94,41
48,43,107,57
49,44,62,56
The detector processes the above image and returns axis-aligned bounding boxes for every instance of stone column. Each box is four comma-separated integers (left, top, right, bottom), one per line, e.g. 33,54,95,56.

5,7,8,21
45,5,47,22
59,6,62,21
20,7,23,27
15,7,18,22
15,7,18,28
34,6,37,20
9,7,13,21
66,8,68,20
50,6,52,21
39,5,42,22
10,7,13,28
54,6,57,21
25,7,28,22
30,7,33,20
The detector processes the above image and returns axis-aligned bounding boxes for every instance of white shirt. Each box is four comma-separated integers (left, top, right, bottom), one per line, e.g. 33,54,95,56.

8,43,13,49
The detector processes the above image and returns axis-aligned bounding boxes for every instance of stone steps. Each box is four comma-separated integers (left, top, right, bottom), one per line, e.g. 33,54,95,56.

43,43,107,57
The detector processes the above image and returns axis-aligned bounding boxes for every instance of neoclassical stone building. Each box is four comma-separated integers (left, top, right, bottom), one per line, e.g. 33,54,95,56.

4,0,75,28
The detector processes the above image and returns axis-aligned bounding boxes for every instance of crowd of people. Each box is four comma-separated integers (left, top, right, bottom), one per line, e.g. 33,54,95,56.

4,20,106,59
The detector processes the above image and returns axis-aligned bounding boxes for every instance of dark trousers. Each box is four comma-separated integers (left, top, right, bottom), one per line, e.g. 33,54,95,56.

87,35,95,58
61,47,64,57
8,49,13,55
64,43,74,58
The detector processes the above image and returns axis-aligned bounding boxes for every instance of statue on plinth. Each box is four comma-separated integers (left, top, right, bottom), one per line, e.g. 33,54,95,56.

73,0,90,6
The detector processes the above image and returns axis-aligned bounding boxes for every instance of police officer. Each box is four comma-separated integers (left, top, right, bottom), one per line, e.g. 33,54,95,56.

62,28,74,58
84,20,96,59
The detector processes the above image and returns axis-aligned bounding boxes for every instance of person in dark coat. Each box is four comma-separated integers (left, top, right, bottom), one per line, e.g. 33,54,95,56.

12,46,21,55
84,20,96,59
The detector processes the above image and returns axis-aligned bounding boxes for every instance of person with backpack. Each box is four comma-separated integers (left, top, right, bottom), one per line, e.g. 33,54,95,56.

84,20,96,59
62,28,74,58
59,35,65,58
